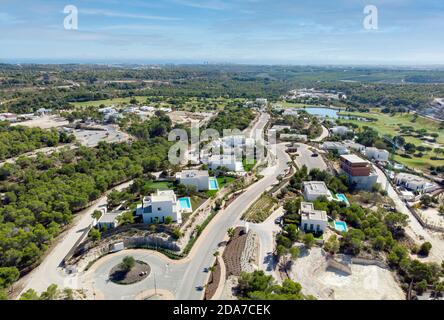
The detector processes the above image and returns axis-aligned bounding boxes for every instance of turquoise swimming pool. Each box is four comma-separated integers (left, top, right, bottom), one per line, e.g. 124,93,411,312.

336,193,350,205
209,177,219,190
334,221,348,233
178,197,192,210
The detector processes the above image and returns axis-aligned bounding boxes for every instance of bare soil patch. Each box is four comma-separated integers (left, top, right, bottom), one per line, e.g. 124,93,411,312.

109,260,151,285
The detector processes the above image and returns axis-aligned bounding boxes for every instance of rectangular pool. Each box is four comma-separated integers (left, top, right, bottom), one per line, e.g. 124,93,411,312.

178,197,192,211
209,177,219,190
334,221,348,233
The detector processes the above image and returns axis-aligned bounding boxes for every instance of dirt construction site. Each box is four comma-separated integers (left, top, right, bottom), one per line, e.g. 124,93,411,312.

290,247,405,300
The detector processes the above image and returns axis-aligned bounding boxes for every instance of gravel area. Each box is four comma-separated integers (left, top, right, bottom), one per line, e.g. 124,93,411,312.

290,247,405,300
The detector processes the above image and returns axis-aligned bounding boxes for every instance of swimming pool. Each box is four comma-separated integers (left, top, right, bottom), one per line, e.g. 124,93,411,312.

178,197,192,211
336,193,350,206
334,221,348,233
209,177,219,190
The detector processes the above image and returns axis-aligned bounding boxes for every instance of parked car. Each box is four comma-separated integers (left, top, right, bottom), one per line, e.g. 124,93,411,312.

311,153,319,157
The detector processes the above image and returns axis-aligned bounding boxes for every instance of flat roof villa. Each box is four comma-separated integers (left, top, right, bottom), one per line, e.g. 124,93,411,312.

270,125,292,132
176,170,219,191
96,211,123,229
394,173,436,193
208,155,244,172
330,126,352,135
321,142,349,155
365,147,390,162
340,154,378,190
300,202,328,234
343,140,366,153
303,181,333,201
136,190,191,224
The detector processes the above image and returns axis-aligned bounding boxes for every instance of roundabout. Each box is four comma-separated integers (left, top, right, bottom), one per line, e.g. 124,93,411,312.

109,258,151,285
79,249,187,300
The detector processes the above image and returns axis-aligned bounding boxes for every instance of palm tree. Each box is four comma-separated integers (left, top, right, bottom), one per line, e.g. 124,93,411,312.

208,266,217,283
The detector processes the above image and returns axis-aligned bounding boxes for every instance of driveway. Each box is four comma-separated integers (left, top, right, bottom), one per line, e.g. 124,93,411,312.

294,143,328,171
373,165,444,263
242,207,284,281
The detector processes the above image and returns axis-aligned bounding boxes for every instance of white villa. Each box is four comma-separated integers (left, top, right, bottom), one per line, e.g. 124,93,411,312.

270,125,291,132
96,211,123,229
343,140,366,153
136,190,191,224
300,202,328,234
208,155,244,172
321,142,349,155
176,170,219,191
331,126,352,136
303,181,334,201
394,173,436,193
365,147,390,162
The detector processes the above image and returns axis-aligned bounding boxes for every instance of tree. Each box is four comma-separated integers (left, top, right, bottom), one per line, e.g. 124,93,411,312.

88,228,101,241
303,233,316,249
277,245,287,257
91,210,102,220
164,216,173,225
40,284,59,300
0,289,7,300
324,235,340,254
19,289,40,300
118,211,135,225
289,247,300,260
227,227,235,238
419,242,432,257
120,256,136,272
0,267,20,289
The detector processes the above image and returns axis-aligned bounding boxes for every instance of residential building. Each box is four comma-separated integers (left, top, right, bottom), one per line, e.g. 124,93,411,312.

365,147,390,162
208,155,244,172
343,140,366,153
96,211,123,229
321,142,349,155
303,181,334,201
270,125,291,132
330,126,352,136
282,108,299,117
136,190,188,224
300,202,328,233
280,134,307,142
394,173,436,193
340,154,378,190
176,170,218,191
255,98,268,106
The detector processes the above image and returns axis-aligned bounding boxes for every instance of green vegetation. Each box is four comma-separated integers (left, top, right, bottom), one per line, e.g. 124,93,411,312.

339,111,444,170
206,106,255,134
120,256,136,272
237,270,315,300
242,193,277,223
0,117,172,288
0,123,75,160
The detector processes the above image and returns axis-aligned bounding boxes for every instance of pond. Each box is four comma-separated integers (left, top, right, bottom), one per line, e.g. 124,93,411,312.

304,107,340,118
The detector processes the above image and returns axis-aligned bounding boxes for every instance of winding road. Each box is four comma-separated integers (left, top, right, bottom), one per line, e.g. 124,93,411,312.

77,112,292,300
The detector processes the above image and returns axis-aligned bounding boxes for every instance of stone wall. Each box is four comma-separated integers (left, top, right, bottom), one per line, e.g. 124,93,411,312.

240,231,259,273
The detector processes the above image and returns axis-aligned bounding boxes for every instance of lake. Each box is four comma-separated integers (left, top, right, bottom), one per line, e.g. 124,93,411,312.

304,107,340,118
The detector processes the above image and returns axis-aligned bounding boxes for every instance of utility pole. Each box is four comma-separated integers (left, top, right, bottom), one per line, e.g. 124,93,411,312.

153,271,157,295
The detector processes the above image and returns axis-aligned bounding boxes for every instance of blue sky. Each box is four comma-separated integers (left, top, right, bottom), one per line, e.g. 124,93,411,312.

0,0,443,64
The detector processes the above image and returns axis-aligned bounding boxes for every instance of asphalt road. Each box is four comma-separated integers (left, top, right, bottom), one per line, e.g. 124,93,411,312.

294,143,328,171
78,112,292,300
17,180,134,296
176,143,290,299
373,165,444,263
